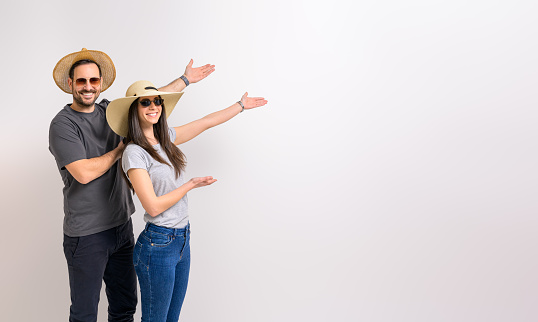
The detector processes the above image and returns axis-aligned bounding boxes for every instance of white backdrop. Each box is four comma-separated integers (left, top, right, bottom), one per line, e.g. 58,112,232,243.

1,0,537,321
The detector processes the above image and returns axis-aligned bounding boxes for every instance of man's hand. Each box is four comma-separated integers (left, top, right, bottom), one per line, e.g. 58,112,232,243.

183,59,215,84
115,140,126,157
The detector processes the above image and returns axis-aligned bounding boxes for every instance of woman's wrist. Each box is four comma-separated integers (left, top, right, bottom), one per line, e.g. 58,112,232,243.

185,179,196,191
237,100,245,113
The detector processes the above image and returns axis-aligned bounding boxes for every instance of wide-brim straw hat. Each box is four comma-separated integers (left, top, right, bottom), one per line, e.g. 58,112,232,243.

106,80,184,138
53,48,116,93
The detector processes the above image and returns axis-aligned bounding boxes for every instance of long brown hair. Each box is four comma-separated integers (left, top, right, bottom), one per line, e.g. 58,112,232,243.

121,97,187,190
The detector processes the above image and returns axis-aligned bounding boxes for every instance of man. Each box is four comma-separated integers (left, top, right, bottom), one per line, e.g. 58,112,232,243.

49,48,214,322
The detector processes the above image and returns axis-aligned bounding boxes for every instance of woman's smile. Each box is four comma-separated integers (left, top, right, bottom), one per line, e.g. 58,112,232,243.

138,95,162,127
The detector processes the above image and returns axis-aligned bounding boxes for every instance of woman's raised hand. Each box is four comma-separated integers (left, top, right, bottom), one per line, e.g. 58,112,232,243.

241,92,268,110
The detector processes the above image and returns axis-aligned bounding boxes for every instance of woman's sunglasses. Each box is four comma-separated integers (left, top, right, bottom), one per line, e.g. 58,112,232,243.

139,98,164,107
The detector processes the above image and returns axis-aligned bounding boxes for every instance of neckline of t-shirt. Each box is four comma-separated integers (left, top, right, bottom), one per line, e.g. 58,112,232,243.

66,104,99,116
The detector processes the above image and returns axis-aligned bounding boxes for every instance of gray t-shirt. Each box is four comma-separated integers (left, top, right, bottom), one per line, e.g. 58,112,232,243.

122,128,189,229
49,99,135,237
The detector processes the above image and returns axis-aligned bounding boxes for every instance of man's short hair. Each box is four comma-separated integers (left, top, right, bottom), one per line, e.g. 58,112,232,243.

69,59,102,79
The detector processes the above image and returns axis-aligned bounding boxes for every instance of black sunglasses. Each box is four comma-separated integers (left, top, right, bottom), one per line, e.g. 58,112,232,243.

75,77,101,87
139,98,164,107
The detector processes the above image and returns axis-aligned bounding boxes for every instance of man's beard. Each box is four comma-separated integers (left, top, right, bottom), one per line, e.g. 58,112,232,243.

73,90,99,108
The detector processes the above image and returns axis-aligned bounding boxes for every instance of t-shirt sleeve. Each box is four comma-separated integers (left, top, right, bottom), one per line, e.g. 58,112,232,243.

49,117,87,170
169,127,176,143
122,145,149,178
100,98,111,107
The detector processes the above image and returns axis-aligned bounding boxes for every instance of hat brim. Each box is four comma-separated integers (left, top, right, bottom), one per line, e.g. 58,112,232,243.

106,91,184,138
53,49,116,94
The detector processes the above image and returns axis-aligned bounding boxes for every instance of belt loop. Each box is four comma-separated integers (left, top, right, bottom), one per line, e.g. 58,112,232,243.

144,222,150,232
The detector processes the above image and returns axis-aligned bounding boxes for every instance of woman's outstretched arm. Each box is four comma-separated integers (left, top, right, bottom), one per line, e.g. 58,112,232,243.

173,92,268,145
128,168,216,217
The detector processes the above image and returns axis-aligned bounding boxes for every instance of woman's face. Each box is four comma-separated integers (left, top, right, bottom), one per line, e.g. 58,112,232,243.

137,95,163,128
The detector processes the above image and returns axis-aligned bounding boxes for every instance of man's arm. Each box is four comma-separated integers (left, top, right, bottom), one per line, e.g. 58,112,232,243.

65,141,125,184
158,59,215,92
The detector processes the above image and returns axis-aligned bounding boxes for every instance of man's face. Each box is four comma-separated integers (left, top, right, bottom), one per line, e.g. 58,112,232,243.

68,63,102,108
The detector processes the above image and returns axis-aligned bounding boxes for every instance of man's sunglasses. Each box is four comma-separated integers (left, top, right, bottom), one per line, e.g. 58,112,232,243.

139,98,164,107
75,77,101,87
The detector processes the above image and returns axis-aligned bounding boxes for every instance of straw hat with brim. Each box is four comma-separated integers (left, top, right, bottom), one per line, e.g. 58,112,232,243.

53,48,116,93
106,80,184,138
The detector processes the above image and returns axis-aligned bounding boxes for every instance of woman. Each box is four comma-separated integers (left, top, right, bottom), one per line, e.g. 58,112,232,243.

106,80,267,321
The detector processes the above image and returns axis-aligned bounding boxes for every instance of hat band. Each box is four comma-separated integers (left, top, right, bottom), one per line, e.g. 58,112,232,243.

133,86,160,97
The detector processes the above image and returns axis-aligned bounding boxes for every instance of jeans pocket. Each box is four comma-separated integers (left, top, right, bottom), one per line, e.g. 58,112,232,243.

147,231,173,247
63,235,79,266
134,238,151,269
133,240,143,267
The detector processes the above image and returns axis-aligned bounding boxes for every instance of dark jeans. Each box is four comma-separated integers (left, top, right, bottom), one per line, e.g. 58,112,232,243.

63,219,137,322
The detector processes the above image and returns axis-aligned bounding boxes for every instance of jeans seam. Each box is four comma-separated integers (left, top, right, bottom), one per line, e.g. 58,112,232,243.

179,234,189,260
149,267,152,322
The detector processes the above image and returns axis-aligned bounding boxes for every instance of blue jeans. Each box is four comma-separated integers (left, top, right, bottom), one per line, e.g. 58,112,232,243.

134,222,191,322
